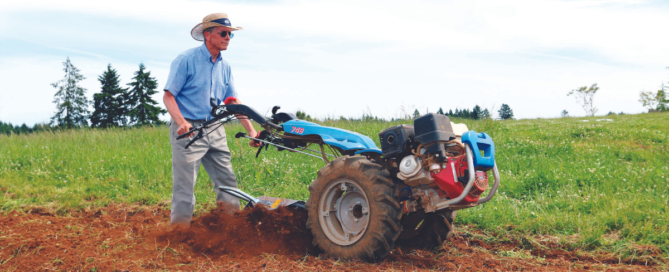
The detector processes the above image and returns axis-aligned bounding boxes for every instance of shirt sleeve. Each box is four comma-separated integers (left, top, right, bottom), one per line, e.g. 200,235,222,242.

163,54,188,96
222,69,238,101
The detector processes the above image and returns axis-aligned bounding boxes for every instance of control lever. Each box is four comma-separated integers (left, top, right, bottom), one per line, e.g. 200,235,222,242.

236,132,270,157
234,132,247,138
185,131,203,149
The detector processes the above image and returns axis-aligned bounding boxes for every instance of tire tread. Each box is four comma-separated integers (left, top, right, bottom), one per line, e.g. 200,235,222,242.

306,155,401,262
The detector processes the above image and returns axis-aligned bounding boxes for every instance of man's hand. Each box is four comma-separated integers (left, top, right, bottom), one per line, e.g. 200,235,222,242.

249,130,261,147
164,91,194,138
177,121,194,138
226,97,261,147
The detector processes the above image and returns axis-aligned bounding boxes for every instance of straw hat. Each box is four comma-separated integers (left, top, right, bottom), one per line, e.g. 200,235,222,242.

191,13,243,42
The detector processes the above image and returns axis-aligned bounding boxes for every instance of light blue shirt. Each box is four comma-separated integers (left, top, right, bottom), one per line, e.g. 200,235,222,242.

164,43,238,120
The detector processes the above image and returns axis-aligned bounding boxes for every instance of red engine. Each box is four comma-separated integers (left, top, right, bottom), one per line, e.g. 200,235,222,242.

430,155,489,204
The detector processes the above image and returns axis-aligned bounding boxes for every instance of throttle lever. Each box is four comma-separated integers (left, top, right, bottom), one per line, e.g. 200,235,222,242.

184,131,203,149
255,142,265,158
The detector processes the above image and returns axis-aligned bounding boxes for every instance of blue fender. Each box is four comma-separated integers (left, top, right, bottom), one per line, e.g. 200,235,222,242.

282,120,381,153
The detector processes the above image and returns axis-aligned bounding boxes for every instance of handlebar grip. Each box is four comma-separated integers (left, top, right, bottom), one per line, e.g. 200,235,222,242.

177,125,202,140
235,132,247,139
176,132,191,140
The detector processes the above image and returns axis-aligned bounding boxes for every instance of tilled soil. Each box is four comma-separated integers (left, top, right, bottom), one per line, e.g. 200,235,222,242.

0,204,663,271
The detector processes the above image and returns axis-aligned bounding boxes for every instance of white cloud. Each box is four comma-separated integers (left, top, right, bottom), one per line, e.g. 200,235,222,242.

3,0,667,65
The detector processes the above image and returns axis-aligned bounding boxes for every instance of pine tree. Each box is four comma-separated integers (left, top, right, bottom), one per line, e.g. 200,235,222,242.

437,107,444,115
461,108,471,119
472,105,482,120
91,64,128,128
481,109,490,120
19,124,30,134
296,110,313,121
126,63,166,126
498,104,514,120
0,121,13,135
413,109,420,119
51,57,89,128
33,122,52,133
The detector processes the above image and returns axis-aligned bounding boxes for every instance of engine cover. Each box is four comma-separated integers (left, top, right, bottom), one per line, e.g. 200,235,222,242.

378,125,414,158
414,114,456,160
430,155,480,204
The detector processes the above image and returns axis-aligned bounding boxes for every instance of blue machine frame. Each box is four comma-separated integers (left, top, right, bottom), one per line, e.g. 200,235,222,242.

282,120,382,154
282,120,496,161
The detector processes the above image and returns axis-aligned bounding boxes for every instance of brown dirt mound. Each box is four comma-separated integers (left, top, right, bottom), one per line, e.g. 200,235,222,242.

154,204,315,258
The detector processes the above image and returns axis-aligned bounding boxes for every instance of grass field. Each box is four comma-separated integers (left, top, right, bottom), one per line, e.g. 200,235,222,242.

1,112,668,259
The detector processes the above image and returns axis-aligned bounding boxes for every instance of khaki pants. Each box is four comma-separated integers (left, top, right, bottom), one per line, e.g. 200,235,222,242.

169,119,239,226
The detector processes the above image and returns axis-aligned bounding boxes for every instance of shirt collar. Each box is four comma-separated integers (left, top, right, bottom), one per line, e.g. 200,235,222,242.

199,42,222,62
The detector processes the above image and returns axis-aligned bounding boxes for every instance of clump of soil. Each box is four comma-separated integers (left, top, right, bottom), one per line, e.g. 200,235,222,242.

155,205,315,258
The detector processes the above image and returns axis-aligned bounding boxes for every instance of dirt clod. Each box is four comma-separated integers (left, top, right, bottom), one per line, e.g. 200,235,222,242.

154,204,315,257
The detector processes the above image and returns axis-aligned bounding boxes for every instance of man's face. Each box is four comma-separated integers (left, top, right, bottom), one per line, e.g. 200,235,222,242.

205,26,231,51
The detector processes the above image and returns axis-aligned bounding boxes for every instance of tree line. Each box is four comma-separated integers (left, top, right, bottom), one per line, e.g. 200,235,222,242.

53,57,166,129
2,58,166,135
2,57,164,134
6,59,664,136
434,104,514,120
0,121,52,135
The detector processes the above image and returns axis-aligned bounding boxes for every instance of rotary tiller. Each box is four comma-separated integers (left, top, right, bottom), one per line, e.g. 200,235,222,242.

177,104,500,262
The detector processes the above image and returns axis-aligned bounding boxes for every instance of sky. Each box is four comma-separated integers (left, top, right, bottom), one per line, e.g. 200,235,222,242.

1,0,668,126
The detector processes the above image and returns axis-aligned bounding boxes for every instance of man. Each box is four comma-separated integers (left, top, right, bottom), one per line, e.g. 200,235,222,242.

163,13,260,226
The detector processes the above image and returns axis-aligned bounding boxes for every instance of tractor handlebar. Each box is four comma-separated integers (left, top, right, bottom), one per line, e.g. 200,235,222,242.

176,104,282,148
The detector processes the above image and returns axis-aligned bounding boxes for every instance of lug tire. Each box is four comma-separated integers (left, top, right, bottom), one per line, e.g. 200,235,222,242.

306,156,402,262
396,210,456,249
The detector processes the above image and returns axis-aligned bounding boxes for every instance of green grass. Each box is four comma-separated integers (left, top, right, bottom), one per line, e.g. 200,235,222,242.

1,113,668,256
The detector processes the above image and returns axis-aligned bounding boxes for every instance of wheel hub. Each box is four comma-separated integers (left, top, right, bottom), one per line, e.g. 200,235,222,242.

319,179,370,245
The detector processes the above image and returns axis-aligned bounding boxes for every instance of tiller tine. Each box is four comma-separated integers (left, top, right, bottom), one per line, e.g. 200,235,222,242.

218,186,306,211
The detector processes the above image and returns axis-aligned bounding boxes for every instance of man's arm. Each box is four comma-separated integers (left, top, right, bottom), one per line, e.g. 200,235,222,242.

163,91,193,137
237,114,259,147
225,98,259,147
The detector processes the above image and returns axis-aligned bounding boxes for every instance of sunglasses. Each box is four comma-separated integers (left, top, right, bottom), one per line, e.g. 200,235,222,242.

216,31,234,38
